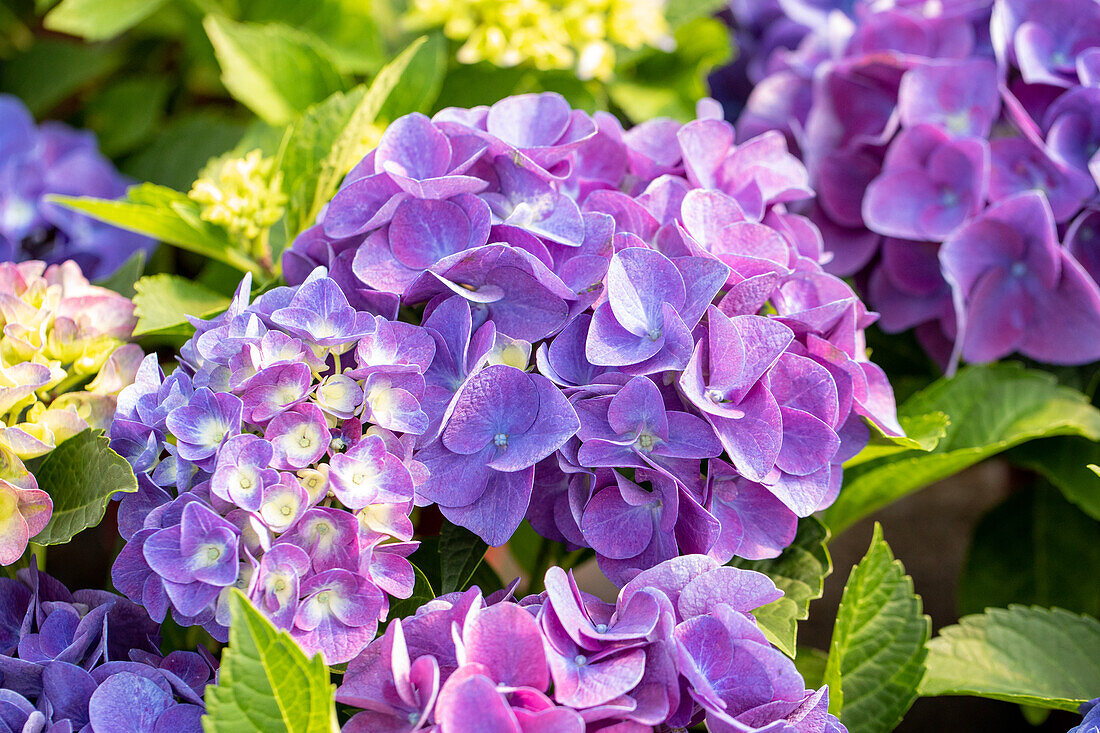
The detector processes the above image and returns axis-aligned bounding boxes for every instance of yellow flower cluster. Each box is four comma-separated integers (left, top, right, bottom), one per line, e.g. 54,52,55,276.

188,150,288,246
408,0,673,81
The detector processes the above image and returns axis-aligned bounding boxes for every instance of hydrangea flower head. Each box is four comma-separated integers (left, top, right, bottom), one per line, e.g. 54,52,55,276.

111,271,427,663
722,0,1100,367
274,93,899,586
0,260,141,565
188,149,287,270
406,0,673,81
0,94,154,279
0,564,213,733
338,556,847,732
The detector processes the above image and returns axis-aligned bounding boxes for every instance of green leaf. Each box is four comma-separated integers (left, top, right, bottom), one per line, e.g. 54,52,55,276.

823,524,930,733
204,15,346,125
31,429,138,545
439,521,489,594
665,0,731,26
44,0,167,40
730,517,832,657
94,250,146,299
844,411,948,468
122,113,247,192
237,0,385,74
796,647,829,690
0,39,124,115
48,184,262,276
279,36,440,237
958,483,1100,618
132,274,231,337
85,77,171,157
1009,436,1100,520
203,590,338,733
823,363,1100,534
609,16,731,122
920,605,1100,711
386,564,435,621
375,33,446,121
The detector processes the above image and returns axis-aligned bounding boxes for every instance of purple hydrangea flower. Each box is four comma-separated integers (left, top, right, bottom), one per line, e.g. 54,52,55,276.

0,95,154,278
337,557,846,732
718,0,1100,367
0,566,211,733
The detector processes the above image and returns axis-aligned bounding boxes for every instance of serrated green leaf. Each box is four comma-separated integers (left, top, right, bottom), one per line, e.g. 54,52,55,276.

48,185,262,276
824,524,930,733
203,590,338,733
386,564,435,621
204,15,346,125
1009,436,1100,520
844,411,949,468
730,517,832,657
132,274,231,337
44,0,167,40
824,363,1100,533
439,521,489,594
958,483,1100,618
920,605,1100,711
31,429,138,545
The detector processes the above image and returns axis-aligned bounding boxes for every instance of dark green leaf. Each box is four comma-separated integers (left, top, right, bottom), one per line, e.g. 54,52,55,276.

203,590,338,732
204,15,346,125
385,564,435,621
439,521,489,594
824,524,930,733
44,0,167,40
824,363,1100,534
376,33,446,121
958,483,1100,618
31,429,138,545
731,517,831,657
920,605,1100,711
122,113,247,192
1009,436,1100,520
132,273,231,337
0,39,124,115
85,77,171,157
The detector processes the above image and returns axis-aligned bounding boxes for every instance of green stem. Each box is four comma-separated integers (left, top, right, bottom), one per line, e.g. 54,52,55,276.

28,542,45,572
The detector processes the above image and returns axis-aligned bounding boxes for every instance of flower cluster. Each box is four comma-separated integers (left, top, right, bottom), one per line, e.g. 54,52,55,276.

0,260,141,565
0,94,154,280
0,564,214,733
188,149,287,266
726,0,1100,368
281,93,901,585
110,273,427,663
338,555,846,733
406,0,673,80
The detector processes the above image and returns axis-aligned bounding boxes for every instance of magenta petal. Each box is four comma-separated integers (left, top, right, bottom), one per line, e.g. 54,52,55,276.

678,567,782,618
580,486,655,560
463,603,548,689
435,671,520,733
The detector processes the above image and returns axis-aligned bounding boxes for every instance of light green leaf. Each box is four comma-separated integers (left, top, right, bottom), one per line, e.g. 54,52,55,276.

920,605,1100,711
44,0,167,40
203,590,338,733
48,184,262,276
204,15,346,125
375,33,446,121
132,274,231,337
731,517,832,657
796,647,829,690
958,483,1100,619
31,429,138,545
439,521,489,594
824,363,1100,533
236,0,385,74
824,524,930,733
280,36,439,237
1009,436,1100,521
844,411,948,468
